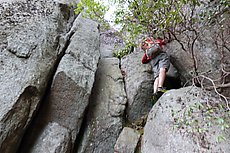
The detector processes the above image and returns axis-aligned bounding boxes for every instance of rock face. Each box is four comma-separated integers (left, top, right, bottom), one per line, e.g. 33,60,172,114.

121,51,180,123
1,0,229,153
166,20,230,89
114,127,141,153
18,15,100,153
29,122,71,153
121,52,153,122
76,58,127,153
0,1,73,153
142,86,230,153
100,30,124,58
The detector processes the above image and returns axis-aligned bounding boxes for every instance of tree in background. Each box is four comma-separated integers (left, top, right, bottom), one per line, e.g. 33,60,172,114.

75,0,228,50
75,0,229,81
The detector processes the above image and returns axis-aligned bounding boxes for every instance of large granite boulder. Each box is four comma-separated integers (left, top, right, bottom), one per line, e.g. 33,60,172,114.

29,122,71,153
77,58,127,153
142,86,230,153
114,127,141,153
0,1,73,152
18,15,100,152
121,52,153,122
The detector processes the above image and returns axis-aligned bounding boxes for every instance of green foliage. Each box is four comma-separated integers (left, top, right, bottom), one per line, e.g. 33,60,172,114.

113,35,137,59
74,0,109,29
113,44,134,59
75,0,229,54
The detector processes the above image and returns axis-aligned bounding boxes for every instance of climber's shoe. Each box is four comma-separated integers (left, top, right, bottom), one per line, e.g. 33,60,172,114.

151,87,167,104
157,87,167,93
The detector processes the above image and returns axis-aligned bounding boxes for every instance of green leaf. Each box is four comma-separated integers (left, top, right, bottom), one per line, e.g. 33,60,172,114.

216,118,224,124
216,135,226,142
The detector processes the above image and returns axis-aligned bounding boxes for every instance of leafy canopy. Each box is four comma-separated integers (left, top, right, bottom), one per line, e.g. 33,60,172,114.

75,0,229,53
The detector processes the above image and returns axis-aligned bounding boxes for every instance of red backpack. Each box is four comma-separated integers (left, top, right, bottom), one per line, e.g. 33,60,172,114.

143,37,165,57
144,37,164,49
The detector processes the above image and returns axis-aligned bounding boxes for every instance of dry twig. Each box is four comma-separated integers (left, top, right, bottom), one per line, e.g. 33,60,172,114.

198,75,230,110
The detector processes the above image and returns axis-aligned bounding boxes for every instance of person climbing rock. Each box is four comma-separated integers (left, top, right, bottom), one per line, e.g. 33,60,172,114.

140,37,170,99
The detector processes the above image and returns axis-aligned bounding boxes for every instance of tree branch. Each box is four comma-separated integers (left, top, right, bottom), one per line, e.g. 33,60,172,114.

198,75,230,110
205,83,230,90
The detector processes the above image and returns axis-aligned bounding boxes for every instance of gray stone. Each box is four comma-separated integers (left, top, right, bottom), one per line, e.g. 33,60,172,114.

167,63,179,78
166,18,230,89
165,42,196,82
65,15,100,74
114,127,141,153
77,58,127,153
100,29,124,58
54,0,77,4
18,15,100,152
0,1,72,152
142,86,230,153
30,122,71,153
121,52,153,122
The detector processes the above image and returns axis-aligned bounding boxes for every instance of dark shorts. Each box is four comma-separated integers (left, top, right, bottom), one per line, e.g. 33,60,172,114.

150,52,170,79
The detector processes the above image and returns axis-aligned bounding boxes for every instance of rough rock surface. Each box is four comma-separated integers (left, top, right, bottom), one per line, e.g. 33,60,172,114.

166,20,230,88
121,52,154,122
142,86,230,153
77,58,127,153
114,127,140,153
165,43,196,82
0,1,73,152
2,1,229,153
120,47,181,122
18,15,100,153
100,29,124,58
29,122,71,153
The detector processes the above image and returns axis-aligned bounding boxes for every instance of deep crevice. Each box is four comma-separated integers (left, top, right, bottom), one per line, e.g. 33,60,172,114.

72,93,91,152
117,57,129,124
16,12,78,153
72,60,101,152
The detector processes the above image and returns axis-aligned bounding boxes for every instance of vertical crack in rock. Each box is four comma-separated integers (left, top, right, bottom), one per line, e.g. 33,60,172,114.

18,14,100,153
120,52,154,123
74,58,126,153
15,6,78,153
0,86,38,153
17,22,78,153
118,57,129,119
0,1,79,153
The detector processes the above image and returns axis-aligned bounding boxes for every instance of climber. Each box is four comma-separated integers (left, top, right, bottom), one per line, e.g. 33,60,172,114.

140,37,170,98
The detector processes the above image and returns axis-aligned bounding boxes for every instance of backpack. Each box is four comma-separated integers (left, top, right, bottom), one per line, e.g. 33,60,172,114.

144,37,163,57
144,37,164,48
